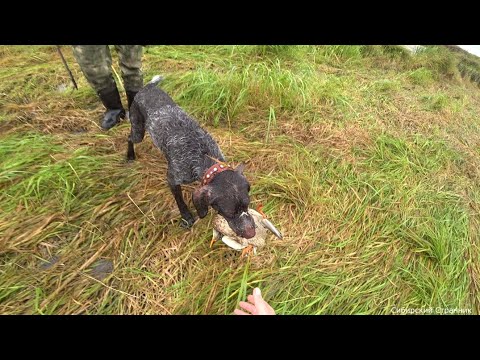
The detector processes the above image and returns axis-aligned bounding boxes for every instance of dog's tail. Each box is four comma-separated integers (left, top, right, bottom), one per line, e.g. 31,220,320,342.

149,75,164,86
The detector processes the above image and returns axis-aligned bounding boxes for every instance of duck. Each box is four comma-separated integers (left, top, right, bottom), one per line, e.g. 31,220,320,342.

211,204,283,257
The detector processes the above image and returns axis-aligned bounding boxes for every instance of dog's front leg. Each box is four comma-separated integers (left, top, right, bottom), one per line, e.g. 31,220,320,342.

127,135,135,161
169,183,195,228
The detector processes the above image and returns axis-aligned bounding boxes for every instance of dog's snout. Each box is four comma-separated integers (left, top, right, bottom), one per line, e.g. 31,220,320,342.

243,225,256,239
240,214,256,239
226,213,256,239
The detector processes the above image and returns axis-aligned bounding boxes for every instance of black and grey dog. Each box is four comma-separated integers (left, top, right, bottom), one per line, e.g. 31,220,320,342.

127,75,256,239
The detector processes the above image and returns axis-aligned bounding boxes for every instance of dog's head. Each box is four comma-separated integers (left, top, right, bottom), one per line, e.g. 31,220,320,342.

193,163,256,239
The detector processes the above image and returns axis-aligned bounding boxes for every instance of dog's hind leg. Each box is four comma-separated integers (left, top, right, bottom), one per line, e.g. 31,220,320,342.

127,100,145,161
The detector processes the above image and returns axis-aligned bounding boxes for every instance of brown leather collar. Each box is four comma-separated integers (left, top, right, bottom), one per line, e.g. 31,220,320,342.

202,162,233,185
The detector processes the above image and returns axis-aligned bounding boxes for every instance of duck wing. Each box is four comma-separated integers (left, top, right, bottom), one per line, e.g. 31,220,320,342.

221,236,247,250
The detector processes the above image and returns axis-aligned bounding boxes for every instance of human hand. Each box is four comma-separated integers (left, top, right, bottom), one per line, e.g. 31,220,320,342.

234,287,275,315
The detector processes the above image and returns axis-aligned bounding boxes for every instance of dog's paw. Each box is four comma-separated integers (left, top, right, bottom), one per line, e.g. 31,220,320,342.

179,214,196,229
126,153,136,162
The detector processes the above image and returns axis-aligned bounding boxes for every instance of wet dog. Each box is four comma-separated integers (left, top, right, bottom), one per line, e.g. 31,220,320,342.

127,76,256,239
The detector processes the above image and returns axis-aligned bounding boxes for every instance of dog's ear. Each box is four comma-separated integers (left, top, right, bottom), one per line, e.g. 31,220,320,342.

234,163,245,175
193,185,212,218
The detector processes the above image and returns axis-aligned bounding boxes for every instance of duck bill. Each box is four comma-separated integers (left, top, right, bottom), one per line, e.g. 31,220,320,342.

262,219,283,240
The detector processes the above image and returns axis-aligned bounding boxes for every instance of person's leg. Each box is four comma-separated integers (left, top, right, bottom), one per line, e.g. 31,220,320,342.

115,45,143,110
72,45,125,130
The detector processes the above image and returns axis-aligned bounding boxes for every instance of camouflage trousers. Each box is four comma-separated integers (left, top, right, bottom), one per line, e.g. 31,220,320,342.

72,45,143,93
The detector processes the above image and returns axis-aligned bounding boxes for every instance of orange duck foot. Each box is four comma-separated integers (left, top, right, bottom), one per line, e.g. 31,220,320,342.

210,238,217,248
256,203,266,219
241,244,254,258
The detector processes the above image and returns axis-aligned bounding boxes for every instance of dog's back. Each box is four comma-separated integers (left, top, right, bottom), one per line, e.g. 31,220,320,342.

129,76,225,185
